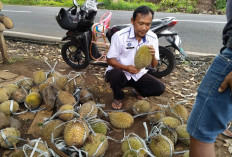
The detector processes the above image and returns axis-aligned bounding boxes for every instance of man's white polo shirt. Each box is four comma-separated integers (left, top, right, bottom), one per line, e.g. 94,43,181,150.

106,25,159,81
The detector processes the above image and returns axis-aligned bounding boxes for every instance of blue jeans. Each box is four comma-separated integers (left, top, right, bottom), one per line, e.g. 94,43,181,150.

187,47,232,143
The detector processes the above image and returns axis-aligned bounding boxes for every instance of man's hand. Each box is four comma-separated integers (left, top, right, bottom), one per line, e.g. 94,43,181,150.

218,71,232,93
126,65,140,74
148,45,155,56
148,45,158,67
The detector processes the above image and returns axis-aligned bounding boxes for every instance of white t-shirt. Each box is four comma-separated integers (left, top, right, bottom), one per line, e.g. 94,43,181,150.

106,25,159,81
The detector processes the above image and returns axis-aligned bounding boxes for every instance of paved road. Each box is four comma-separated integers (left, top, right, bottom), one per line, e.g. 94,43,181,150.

2,5,227,55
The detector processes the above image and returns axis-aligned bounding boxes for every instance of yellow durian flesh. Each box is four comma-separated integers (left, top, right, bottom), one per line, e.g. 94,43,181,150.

134,45,152,69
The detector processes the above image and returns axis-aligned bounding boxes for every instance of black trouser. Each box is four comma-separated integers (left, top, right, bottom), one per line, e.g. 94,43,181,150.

105,68,165,100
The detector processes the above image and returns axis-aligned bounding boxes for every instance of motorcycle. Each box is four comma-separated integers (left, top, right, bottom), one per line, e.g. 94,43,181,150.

56,0,187,78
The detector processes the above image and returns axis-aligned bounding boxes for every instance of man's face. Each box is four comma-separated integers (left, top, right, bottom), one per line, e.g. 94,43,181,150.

131,13,153,39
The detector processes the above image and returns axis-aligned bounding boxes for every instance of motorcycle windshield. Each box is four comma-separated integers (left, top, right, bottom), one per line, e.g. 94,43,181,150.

82,0,97,12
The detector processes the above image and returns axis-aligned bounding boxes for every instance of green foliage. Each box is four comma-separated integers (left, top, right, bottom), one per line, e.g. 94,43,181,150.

215,0,226,10
159,0,197,13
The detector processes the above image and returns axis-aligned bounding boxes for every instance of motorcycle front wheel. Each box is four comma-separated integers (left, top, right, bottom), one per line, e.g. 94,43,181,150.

147,46,176,78
61,40,90,69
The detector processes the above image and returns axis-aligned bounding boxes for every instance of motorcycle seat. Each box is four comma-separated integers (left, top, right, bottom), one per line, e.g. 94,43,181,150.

151,19,163,28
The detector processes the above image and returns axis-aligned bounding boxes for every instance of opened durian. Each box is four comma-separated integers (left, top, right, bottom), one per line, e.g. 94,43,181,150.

4,84,19,97
0,127,20,148
0,87,9,103
134,45,152,69
82,133,108,157
33,70,47,85
64,119,90,147
41,119,65,140
11,88,27,103
25,92,42,110
58,104,74,121
0,100,19,116
166,104,189,123
132,100,150,115
78,102,98,118
109,112,134,129
160,116,181,129
121,136,146,156
175,124,190,145
149,134,174,157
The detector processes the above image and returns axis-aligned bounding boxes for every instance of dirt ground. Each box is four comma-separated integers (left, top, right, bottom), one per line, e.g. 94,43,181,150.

0,39,231,157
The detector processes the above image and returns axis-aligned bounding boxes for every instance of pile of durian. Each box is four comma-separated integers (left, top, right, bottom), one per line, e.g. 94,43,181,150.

0,63,191,156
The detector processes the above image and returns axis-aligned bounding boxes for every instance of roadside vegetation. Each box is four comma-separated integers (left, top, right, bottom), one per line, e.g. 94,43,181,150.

0,0,226,13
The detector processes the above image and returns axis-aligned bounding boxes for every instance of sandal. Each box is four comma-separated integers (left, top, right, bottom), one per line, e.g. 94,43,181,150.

132,88,146,100
222,122,232,138
111,99,123,110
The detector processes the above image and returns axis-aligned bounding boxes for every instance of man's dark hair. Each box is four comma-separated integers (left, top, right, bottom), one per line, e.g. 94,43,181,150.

132,5,154,21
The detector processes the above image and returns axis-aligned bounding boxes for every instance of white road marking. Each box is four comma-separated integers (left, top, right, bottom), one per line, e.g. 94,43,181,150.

179,19,226,24
2,10,31,13
4,30,62,40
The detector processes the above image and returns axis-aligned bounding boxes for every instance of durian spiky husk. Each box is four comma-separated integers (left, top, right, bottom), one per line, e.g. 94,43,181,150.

79,88,93,103
33,70,47,85
30,86,40,93
64,120,89,147
11,88,27,103
25,92,42,110
132,100,150,115
0,127,20,148
4,84,19,97
82,133,108,157
166,104,189,123
182,151,189,157
56,91,76,109
17,78,33,91
122,150,138,157
41,119,65,140
25,141,51,157
149,134,174,157
109,112,134,129
9,149,25,157
160,116,181,129
78,102,98,118
134,45,152,69
121,136,146,157
58,104,74,121
90,119,108,135
41,84,57,111
56,76,68,91
175,124,190,146
0,100,19,116
160,126,177,144
0,16,14,29
0,88,9,103
147,105,165,123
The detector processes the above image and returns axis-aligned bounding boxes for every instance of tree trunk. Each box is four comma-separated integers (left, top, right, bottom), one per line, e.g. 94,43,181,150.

0,31,11,63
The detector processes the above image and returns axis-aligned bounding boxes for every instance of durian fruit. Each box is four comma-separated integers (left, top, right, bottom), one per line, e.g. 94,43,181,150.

40,119,65,140
121,136,146,157
160,116,181,129
56,76,68,91
132,100,150,115
9,149,25,157
182,151,189,157
147,105,165,123
0,100,19,116
149,134,174,157
25,92,42,110
47,71,62,79
17,78,33,91
4,84,19,97
33,70,47,85
30,86,40,93
41,84,57,111
82,133,108,157
0,127,20,148
175,124,190,146
46,77,56,84
58,104,74,121
11,88,27,103
122,150,138,157
64,80,76,94
166,104,189,123
160,126,177,144
38,82,50,92
109,112,134,129
0,87,9,103
78,102,98,118
56,91,76,109
64,119,90,147
134,45,152,69
89,119,108,135
25,140,51,157
79,88,93,103
0,15,14,29
74,74,86,88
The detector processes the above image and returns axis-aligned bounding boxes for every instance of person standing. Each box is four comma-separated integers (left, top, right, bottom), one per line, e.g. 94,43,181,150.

105,5,165,110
